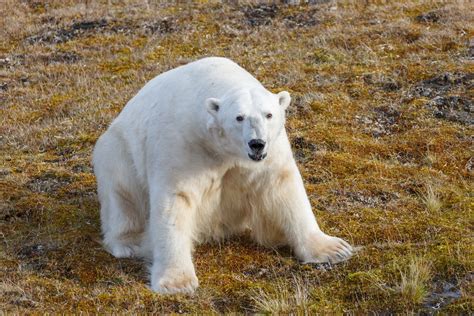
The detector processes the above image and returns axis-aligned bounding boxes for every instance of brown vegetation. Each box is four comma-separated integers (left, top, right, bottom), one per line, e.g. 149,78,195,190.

1,0,473,313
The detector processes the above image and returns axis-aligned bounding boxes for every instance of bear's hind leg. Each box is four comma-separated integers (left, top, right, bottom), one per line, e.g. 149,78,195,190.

101,185,146,258
93,132,146,258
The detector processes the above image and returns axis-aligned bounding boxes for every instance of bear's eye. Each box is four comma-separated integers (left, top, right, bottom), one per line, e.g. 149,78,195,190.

236,115,244,122
266,113,273,119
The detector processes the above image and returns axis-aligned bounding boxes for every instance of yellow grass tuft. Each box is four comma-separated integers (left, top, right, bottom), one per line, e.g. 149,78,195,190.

421,184,443,213
251,276,310,314
396,257,432,305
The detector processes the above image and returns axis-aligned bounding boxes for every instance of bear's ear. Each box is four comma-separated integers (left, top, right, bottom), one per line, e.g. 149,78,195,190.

206,98,221,118
277,91,291,110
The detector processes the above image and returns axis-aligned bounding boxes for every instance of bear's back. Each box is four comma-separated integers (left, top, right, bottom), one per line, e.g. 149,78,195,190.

115,57,265,125
153,57,263,96
177,57,261,88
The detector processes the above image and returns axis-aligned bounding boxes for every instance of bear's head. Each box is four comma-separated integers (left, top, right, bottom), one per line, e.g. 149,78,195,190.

206,88,291,162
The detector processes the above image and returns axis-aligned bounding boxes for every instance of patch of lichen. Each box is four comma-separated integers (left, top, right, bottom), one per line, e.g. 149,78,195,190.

1,0,473,313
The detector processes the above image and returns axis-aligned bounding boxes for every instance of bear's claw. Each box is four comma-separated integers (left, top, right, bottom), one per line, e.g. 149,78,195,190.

302,233,353,264
151,270,199,294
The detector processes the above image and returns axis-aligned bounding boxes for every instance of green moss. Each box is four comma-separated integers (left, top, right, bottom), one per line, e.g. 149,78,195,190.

1,0,472,313
311,48,344,64
99,56,143,75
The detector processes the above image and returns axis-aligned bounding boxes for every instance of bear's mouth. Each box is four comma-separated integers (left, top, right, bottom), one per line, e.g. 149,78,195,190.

248,153,267,161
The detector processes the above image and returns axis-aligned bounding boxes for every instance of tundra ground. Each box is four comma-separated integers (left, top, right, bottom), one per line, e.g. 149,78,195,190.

0,0,472,313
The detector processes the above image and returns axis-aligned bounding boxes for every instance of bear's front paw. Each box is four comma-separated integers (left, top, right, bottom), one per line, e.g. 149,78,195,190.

300,233,353,264
151,268,199,294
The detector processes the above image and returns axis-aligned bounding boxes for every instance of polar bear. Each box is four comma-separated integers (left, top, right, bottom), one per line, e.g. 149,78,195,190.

93,57,352,294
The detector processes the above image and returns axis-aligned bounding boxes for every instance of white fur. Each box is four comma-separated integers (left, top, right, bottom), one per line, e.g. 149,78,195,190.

93,57,353,294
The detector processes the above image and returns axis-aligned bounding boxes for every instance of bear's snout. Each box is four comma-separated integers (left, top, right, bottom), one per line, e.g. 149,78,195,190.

248,139,266,154
248,139,267,161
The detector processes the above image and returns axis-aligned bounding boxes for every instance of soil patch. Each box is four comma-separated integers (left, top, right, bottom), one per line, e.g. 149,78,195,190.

423,278,465,311
26,171,72,194
291,136,317,162
428,96,473,125
356,105,402,137
363,73,401,92
413,72,473,98
410,72,473,125
416,10,442,23
36,51,81,64
284,8,320,28
26,18,174,44
243,4,278,27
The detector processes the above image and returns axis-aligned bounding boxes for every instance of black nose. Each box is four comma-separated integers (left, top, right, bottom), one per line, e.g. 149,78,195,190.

248,139,266,153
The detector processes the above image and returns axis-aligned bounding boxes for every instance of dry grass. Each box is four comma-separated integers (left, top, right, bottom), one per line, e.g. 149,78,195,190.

397,257,432,305
1,0,473,313
421,184,443,212
252,275,309,314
